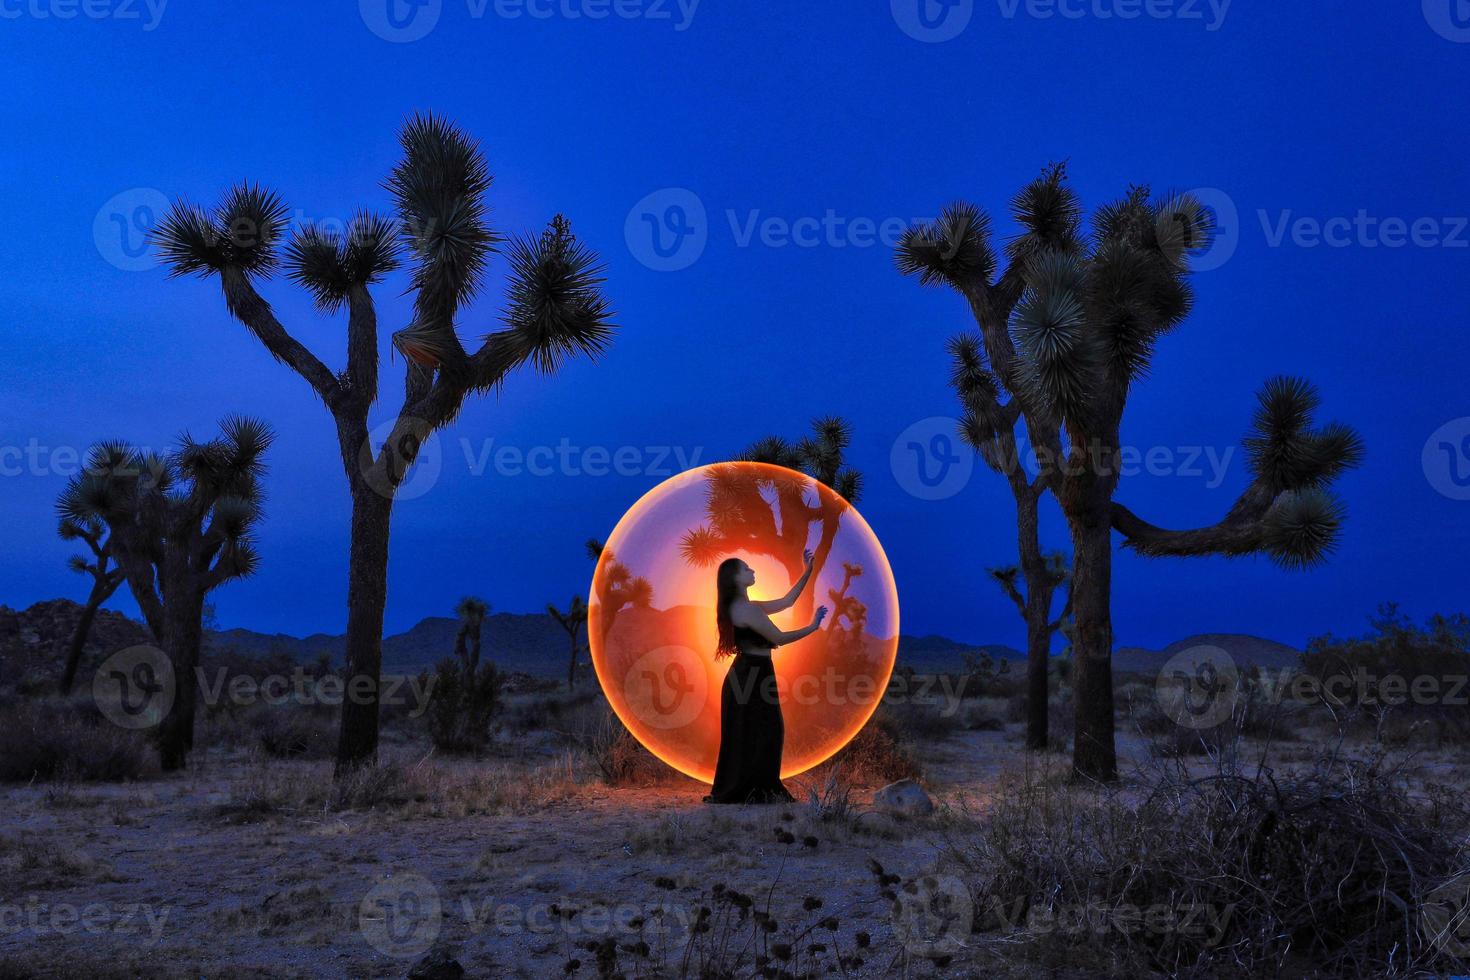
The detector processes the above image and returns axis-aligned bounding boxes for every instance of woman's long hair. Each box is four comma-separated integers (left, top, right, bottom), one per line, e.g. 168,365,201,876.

714,557,743,659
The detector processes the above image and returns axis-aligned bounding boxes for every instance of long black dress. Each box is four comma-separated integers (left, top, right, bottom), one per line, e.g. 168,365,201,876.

705,625,795,804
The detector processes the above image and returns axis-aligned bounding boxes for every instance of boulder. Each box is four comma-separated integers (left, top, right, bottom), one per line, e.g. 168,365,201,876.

873,779,934,817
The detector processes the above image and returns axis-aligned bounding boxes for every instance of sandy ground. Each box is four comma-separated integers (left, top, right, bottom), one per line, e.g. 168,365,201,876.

7,711,1458,980
0,725,1041,979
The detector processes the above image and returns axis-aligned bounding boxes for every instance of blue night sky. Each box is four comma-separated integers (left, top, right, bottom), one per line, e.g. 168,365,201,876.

1,2,1466,651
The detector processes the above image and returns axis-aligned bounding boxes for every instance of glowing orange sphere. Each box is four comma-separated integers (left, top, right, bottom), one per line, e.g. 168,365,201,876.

589,462,899,783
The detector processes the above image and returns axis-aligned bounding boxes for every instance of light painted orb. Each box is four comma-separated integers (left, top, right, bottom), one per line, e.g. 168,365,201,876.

589,462,900,783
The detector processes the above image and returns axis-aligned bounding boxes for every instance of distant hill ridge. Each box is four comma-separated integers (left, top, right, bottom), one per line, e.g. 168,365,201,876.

0,599,1303,680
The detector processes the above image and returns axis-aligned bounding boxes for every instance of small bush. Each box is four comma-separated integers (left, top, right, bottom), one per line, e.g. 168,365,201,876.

582,710,669,786
0,697,156,783
1301,604,1470,746
560,876,867,977
215,755,585,822
422,658,502,753
961,698,1008,731
948,747,1470,976
827,713,920,785
502,686,603,736
248,705,336,759
882,696,963,742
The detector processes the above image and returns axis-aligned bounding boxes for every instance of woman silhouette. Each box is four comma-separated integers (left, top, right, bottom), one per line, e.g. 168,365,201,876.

705,551,828,804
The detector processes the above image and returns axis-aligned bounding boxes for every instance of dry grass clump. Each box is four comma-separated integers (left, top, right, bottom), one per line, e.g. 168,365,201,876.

561,876,875,978
823,713,921,786
574,707,680,787
960,697,1008,731
880,695,965,742
624,810,743,857
0,696,157,783
214,883,348,943
502,686,604,736
200,703,338,759
213,754,587,822
0,830,121,888
946,747,1470,977
1136,691,1301,760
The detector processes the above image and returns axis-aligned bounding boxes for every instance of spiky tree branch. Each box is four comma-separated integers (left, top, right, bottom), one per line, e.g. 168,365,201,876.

58,421,272,768
901,165,1362,780
153,113,616,773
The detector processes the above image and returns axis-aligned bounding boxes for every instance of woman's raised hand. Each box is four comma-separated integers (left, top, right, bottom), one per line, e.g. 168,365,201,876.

803,549,815,569
813,605,829,627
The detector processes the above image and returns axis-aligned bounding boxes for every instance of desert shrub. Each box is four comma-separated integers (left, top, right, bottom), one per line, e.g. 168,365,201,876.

1120,684,1176,735
215,755,585,822
247,704,336,759
422,658,502,753
561,877,873,977
501,686,603,735
946,748,1470,977
961,697,1008,731
1025,689,1075,752
1300,604,1470,745
579,709,669,786
961,650,1023,698
881,695,963,742
1304,604,1470,681
1146,692,1302,760
0,697,156,782
1005,662,1072,731
827,713,920,785
804,766,859,824
1378,706,1470,745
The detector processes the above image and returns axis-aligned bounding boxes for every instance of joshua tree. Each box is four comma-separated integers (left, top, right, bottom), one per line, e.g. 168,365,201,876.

547,595,588,690
742,416,863,502
586,539,652,642
425,595,499,753
952,332,1075,750
987,553,1071,750
58,418,272,770
453,596,489,675
825,562,865,634
898,164,1362,780
682,418,863,622
155,114,615,774
54,515,128,695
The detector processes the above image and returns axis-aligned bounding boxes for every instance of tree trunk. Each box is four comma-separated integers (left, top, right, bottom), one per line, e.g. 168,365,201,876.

1015,489,1052,752
157,580,204,772
567,636,576,691
1023,592,1052,751
1069,516,1117,782
336,487,393,773
59,583,106,696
